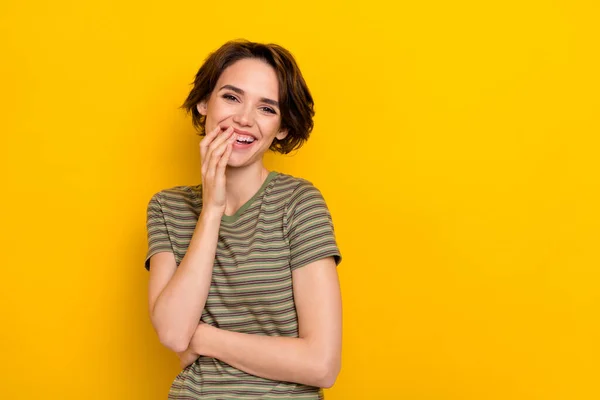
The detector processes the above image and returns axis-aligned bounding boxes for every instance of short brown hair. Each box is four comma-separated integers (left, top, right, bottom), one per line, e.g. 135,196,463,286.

181,40,315,154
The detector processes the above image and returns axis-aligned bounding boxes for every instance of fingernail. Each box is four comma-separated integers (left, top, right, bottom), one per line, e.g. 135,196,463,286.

229,134,237,142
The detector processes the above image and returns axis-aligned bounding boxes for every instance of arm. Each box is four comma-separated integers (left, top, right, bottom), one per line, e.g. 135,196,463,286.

148,210,221,352
148,126,236,352
187,256,342,388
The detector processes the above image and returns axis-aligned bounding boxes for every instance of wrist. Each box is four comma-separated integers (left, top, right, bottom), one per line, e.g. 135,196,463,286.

192,323,217,357
199,207,223,223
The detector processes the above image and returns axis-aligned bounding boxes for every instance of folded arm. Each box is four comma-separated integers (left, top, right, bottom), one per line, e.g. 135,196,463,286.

184,256,342,388
148,210,221,353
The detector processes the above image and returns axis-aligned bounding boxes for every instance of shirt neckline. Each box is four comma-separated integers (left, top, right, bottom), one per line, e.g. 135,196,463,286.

221,171,278,223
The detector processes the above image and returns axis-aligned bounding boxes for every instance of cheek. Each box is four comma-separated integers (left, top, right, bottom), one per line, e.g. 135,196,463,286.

259,117,282,134
205,106,227,127
211,103,239,121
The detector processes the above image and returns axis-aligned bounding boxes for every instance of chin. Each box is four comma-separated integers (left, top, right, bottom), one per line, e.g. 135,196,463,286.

226,156,250,169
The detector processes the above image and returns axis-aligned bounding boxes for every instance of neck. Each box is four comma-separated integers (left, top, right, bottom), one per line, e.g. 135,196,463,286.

223,163,270,216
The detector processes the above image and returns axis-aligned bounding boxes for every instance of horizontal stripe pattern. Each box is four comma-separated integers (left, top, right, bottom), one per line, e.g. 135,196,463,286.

144,172,340,399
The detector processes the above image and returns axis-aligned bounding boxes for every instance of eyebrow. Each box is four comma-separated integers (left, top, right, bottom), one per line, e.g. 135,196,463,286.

219,85,279,108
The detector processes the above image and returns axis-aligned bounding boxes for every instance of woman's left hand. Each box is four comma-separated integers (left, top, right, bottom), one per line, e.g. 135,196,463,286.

176,322,211,369
176,348,199,370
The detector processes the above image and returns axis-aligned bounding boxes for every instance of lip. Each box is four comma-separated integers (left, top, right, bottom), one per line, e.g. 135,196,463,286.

221,126,258,140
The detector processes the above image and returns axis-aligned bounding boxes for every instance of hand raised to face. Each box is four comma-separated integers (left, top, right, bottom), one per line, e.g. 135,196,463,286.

199,125,237,215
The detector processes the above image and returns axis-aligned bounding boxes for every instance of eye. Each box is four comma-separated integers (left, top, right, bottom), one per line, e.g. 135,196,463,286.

222,93,239,102
260,106,277,115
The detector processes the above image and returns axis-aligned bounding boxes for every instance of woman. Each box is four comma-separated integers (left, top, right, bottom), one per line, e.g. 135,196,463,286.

145,40,342,399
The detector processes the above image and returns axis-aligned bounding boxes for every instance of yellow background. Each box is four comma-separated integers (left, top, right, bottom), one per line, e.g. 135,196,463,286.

1,1,598,399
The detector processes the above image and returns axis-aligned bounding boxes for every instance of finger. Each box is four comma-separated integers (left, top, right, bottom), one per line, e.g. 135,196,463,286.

204,127,234,173
207,134,235,181
208,126,234,154
207,135,233,178
212,138,235,191
215,140,234,177
200,125,222,161
202,126,225,177
200,125,221,151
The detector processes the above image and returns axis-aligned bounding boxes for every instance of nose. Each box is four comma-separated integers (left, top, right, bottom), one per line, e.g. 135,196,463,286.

232,103,254,127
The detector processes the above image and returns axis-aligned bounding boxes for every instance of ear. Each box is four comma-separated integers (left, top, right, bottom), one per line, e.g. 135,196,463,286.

196,101,208,116
275,128,288,141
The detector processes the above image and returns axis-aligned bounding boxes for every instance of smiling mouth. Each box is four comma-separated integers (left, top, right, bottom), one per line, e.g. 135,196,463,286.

235,134,256,144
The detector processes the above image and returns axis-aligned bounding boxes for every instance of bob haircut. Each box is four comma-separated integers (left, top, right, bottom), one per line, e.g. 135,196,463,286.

182,39,315,154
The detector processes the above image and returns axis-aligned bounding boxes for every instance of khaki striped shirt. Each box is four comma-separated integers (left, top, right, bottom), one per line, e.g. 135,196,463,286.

145,171,341,399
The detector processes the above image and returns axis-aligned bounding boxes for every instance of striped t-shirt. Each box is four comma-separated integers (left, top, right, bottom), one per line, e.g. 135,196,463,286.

145,171,342,399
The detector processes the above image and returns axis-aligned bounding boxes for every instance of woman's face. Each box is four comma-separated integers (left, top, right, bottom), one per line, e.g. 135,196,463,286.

197,58,287,169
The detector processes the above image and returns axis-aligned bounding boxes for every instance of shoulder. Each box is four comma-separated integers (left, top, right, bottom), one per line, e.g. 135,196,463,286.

147,184,202,209
272,173,330,221
273,172,323,200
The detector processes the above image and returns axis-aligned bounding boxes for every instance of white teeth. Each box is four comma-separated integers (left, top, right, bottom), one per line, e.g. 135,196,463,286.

236,135,255,143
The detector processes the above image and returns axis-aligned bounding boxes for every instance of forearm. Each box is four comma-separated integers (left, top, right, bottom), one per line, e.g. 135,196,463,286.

151,210,221,351
193,324,339,388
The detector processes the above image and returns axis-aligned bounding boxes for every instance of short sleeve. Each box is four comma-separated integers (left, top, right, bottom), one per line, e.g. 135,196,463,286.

285,182,342,271
144,192,173,270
